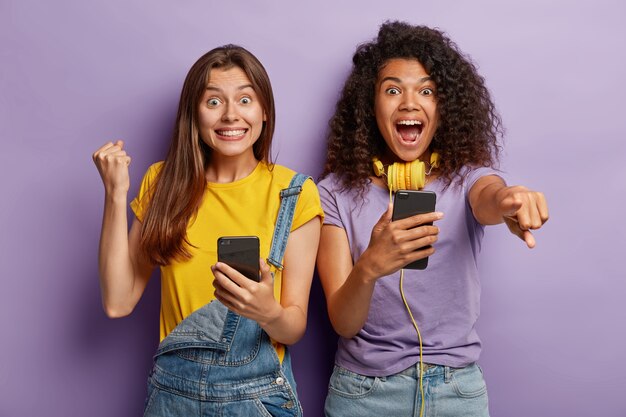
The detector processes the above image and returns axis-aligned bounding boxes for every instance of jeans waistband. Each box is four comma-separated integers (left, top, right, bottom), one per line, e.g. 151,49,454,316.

397,361,469,379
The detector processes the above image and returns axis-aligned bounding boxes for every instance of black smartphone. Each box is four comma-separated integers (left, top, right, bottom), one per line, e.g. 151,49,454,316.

217,236,260,282
392,190,437,270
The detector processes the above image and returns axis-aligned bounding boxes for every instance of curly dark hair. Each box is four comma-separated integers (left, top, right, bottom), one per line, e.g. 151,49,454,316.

322,21,503,194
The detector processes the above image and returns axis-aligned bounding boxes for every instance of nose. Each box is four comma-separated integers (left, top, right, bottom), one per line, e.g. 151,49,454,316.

221,102,239,122
399,92,421,111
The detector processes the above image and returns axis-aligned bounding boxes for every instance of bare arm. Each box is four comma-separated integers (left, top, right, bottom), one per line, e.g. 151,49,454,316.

469,175,549,248
317,205,442,338
212,216,321,345
93,141,154,318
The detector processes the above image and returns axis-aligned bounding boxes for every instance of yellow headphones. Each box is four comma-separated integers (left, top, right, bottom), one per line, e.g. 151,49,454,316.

372,152,440,191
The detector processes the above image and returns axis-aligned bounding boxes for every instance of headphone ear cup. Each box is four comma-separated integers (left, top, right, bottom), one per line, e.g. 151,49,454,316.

411,160,425,189
372,158,385,177
430,152,440,168
387,163,396,192
405,162,412,190
409,160,417,190
409,161,417,190
374,157,435,192
398,163,405,191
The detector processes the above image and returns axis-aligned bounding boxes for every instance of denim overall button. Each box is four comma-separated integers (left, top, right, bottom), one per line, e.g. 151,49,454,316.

275,377,285,385
221,338,227,343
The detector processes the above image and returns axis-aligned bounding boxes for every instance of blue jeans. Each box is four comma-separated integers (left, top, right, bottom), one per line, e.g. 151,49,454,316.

143,301,302,417
325,362,489,417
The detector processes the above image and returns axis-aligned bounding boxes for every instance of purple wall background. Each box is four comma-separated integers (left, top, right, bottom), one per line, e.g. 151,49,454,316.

1,0,625,416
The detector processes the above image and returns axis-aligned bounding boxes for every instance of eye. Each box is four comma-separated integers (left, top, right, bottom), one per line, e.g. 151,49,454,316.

240,96,252,105
207,98,221,107
421,88,435,96
385,87,401,95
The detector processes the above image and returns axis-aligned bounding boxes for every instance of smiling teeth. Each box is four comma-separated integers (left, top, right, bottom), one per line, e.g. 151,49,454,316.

397,120,422,126
218,129,246,137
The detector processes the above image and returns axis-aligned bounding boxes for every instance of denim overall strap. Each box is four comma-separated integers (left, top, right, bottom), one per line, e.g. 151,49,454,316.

267,173,310,270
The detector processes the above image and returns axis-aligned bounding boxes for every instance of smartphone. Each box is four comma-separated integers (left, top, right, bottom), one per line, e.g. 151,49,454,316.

392,190,437,270
217,236,260,282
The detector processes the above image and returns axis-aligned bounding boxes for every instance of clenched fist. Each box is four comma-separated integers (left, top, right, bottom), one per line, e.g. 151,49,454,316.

92,140,131,195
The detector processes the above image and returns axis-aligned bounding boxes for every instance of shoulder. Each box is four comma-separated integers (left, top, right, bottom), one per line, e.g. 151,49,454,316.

317,173,366,203
267,163,298,184
142,161,165,182
135,161,165,193
317,173,343,194
266,163,318,191
131,161,164,220
317,173,366,215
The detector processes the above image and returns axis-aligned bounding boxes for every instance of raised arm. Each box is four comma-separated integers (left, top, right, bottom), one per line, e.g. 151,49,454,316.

469,175,549,248
317,205,442,338
93,141,154,318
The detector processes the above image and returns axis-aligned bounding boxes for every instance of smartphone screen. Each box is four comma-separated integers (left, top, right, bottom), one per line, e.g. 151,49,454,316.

392,190,437,270
217,236,260,281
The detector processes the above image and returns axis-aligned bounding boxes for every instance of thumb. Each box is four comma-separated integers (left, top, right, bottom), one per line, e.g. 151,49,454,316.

115,139,125,149
378,202,394,224
500,196,523,217
259,258,274,284
372,203,393,234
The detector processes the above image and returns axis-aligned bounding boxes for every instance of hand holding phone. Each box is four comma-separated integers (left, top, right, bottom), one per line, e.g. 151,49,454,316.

217,236,260,281
392,190,437,269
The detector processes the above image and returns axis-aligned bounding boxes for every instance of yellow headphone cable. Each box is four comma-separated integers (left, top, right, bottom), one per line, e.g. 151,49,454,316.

386,182,427,417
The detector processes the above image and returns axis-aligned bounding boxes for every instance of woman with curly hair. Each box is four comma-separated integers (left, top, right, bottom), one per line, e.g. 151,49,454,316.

317,22,548,417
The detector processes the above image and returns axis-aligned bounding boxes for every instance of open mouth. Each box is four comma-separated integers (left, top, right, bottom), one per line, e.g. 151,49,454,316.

395,120,423,143
215,128,248,139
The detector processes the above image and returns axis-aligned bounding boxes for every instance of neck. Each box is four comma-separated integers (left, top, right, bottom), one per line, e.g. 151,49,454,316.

206,152,259,183
381,149,432,166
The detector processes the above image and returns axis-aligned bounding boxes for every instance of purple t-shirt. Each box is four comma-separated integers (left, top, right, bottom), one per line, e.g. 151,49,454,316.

318,167,503,376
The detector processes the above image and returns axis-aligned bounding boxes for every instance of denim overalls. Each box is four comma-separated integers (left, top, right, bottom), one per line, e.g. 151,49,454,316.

143,174,310,417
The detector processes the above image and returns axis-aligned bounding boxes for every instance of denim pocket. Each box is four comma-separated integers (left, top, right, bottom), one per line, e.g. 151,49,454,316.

328,366,380,399
254,390,301,417
450,364,488,398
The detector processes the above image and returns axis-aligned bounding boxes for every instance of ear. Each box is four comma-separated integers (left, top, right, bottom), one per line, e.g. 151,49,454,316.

263,112,267,122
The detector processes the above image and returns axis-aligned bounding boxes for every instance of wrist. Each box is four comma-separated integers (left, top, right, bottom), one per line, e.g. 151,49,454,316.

105,189,129,204
352,255,379,285
259,301,283,328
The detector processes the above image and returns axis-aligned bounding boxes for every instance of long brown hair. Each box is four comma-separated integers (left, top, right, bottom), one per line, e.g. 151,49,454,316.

140,45,276,265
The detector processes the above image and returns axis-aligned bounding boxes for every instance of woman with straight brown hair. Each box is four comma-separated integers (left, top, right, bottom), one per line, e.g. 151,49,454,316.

92,44,322,416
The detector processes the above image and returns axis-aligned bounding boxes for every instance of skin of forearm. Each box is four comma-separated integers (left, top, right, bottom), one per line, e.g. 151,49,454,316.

259,304,307,345
98,192,136,317
326,260,378,339
472,180,507,225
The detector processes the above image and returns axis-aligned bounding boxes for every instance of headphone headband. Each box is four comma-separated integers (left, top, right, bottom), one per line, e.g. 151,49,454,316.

372,152,439,192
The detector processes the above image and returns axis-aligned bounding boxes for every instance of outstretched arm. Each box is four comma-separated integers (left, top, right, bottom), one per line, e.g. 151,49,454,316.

93,141,153,318
469,175,549,248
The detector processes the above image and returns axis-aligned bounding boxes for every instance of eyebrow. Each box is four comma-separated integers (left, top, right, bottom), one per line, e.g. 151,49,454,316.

379,76,432,85
205,84,255,92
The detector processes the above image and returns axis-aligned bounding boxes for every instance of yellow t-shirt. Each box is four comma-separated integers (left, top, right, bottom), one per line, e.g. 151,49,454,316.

130,161,323,362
